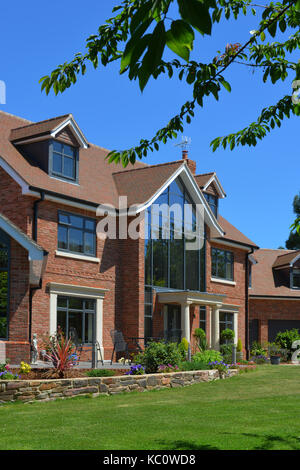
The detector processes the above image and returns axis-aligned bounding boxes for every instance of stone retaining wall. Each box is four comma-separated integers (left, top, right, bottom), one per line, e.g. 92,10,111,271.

0,369,238,404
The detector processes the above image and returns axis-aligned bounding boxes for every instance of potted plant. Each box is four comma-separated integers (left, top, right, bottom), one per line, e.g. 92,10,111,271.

236,338,243,361
268,342,281,365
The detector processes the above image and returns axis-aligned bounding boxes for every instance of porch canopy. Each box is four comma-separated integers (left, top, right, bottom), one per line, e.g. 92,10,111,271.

0,212,48,286
157,290,238,349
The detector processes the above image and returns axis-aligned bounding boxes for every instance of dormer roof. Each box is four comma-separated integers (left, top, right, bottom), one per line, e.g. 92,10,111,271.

194,172,226,198
9,113,89,148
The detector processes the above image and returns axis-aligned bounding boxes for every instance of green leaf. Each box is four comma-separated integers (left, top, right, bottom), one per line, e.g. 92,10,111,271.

138,21,166,91
268,21,277,38
260,31,266,42
170,20,195,50
296,0,300,12
130,1,152,34
220,79,231,92
177,0,212,35
120,19,152,73
279,18,286,33
166,30,190,61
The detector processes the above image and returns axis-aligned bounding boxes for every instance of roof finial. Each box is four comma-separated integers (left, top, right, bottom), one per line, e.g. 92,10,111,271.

175,136,191,160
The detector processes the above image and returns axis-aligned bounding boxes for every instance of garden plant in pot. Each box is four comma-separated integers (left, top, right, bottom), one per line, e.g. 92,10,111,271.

220,328,235,364
269,343,282,365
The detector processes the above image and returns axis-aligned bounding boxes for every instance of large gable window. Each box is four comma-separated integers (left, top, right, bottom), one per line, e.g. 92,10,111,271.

0,230,9,339
51,141,78,181
58,211,96,256
211,247,234,281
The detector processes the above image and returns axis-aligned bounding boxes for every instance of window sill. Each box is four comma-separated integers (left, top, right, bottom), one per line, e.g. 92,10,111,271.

211,277,236,286
55,250,100,263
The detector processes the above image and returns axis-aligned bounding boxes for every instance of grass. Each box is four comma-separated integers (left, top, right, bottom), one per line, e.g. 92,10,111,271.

1,365,300,450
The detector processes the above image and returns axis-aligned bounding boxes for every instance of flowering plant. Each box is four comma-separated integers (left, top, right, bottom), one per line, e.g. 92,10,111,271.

208,360,229,377
20,361,31,374
125,364,145,375
0,368,20,380
158,364,179,373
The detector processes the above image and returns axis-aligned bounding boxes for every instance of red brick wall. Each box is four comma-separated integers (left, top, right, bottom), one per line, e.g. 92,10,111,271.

249,298,300,344
206,237,247,353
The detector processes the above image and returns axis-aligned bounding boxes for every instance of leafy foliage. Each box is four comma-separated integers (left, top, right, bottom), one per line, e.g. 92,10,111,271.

44,334,77,378
275,328,300,358
194,327,208,351
192,349,223,363
286,193,300,248
135,341,184,373
40,0,299,168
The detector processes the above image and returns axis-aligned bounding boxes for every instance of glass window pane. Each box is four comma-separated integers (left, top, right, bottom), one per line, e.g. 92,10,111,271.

0,248,8,268
85,219,95,231
69,215,84,229
153,238,168,287
58,225,68,250
63,156,75,179
69,228,84,253
144,317,152,339
145,238,152,285
53,141,63,153
85,313,94,343
69,297,83,310
170,234,183,289
185,247,199,290
57,310,67,336
58,213,69,224
63,144,75,157
84,300,95,311
84,231,95,255
57,296,68,308
52,153,62,174
68,312,83,343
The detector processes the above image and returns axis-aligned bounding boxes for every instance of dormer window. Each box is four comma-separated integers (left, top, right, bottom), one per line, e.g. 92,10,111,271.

292,269,300,289
50,141,78,182
204,193,218,217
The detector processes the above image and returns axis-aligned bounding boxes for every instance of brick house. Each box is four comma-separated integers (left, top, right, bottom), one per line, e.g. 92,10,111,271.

0,110,259,364
249,249,300,344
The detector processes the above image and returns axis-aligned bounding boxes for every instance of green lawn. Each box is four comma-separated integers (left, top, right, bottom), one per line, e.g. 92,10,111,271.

1,365,300,450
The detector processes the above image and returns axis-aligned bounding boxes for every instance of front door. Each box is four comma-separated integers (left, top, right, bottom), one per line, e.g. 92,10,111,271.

165,305,182,343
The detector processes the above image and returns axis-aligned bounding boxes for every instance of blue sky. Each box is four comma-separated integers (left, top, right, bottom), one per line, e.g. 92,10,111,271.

1,1,299,249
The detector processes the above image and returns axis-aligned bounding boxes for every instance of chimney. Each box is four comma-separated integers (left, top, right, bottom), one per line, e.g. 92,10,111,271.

182,149,196,175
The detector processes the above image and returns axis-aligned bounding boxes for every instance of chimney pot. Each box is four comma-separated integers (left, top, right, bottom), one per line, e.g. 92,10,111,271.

182,149,188,160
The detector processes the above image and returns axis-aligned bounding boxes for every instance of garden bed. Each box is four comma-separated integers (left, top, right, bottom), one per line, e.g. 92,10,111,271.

0,369,238,404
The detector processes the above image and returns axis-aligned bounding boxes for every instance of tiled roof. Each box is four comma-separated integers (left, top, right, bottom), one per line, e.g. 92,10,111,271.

217,215,258,248
250,249,300,298
113,161,183,207
9,114,71,141
272,250,300,268
0,111,147,207
194,172,215,188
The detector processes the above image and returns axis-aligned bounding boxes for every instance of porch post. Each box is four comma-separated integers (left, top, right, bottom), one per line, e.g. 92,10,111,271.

181,302,191,343
211,305,220,350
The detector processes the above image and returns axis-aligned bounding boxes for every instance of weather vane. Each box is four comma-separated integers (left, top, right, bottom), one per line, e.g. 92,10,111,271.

175,136,192,151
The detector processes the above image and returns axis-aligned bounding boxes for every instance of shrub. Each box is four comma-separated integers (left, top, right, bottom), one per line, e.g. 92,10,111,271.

86,369,115,377
179,360,208,371
237,339,243,353
220,328,235,344
194,328,208,351
220,343,233,357
192,349,222,364
250,341,267,357
275,329,300,359
44,334,77,378
178,337,189,358
125,364,145,375
135,341,183,373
